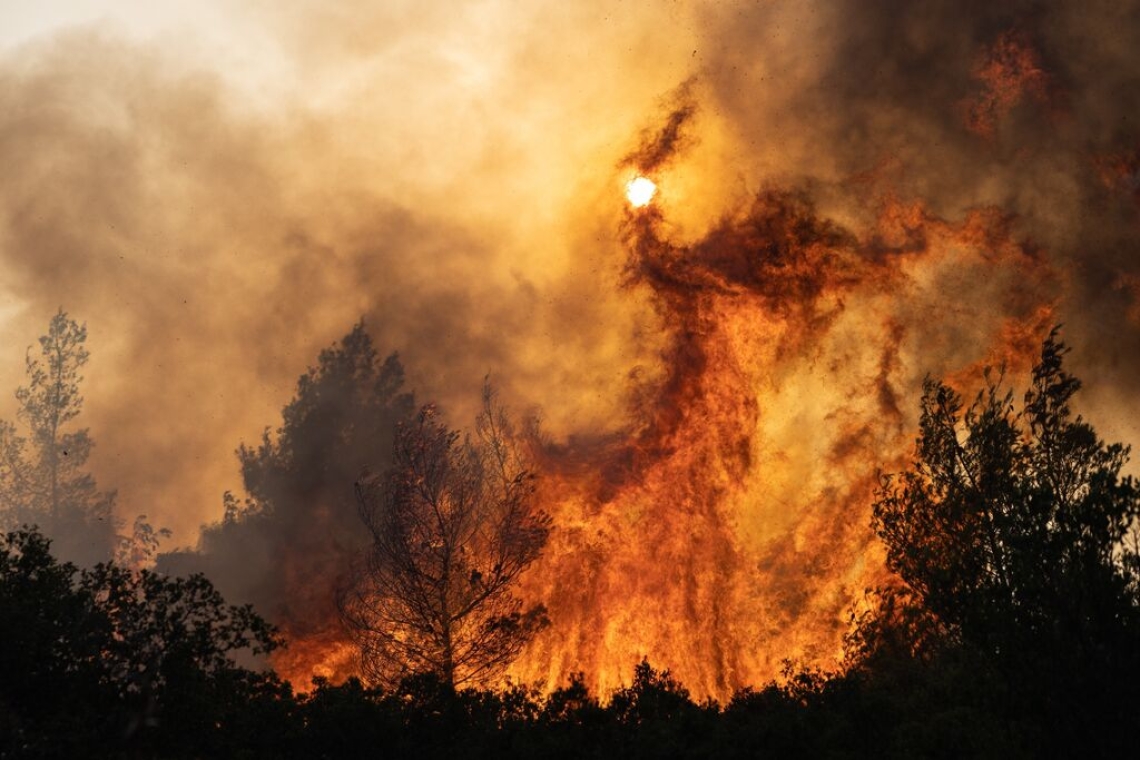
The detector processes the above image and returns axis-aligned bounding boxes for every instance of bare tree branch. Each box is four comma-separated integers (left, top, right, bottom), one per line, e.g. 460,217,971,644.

340,383,550,690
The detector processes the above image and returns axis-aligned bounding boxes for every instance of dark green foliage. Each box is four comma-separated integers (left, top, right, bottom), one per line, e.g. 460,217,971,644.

236,321,414,522
0,526,287,759
869,329,1140,757
286,664,714,760
605,659,719,759
610,658,695,725
158,321,415,665
4,326,1138,759
0,528,105,756
873,336,1140,656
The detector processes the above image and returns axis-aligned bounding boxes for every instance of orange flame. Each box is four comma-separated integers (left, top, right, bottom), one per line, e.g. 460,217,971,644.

962,30,1052,139
268,185,1056,702
507,189,1056,700
273,633,358,691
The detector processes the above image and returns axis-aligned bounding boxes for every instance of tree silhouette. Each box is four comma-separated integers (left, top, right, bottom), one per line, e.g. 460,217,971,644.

341,385,550,690
160,321,415,681
872,328,1140,754
0,310,116,564
235,322,414,528
113,513,172,569
0,526,283,757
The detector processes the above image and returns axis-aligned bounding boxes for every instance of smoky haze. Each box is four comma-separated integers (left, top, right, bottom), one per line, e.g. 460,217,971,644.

2,0,1140,696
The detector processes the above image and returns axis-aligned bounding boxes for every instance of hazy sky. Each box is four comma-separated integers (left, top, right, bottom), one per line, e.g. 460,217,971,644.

2,0,1139,552
0,1,711,542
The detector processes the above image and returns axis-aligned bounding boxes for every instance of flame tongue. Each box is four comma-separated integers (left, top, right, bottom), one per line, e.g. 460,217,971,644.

509,190,1056,701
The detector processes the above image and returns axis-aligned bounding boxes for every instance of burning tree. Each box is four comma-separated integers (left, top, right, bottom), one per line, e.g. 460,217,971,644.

341,385,551,690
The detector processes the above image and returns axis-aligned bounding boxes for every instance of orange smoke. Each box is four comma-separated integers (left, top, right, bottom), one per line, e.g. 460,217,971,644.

962,30,1052,139
1097,146,1140,212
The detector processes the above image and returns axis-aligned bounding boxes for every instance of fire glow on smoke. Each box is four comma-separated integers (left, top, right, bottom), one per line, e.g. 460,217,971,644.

500,165,1057,699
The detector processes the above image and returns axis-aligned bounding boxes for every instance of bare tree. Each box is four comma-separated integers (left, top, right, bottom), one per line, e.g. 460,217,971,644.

341,384,550,690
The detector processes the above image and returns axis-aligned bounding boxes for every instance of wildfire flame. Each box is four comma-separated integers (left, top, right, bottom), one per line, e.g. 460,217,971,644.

269,106,1058,704
506,186,1056,701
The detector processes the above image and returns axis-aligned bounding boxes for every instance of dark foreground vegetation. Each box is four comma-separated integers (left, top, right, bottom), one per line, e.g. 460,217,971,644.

2,321,1139,758
1,536,1136,760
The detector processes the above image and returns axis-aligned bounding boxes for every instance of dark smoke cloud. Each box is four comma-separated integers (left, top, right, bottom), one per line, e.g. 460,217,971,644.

685,0,1140,435
622,80,698,175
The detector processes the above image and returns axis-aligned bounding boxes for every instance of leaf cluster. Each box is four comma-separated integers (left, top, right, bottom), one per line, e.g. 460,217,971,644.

0,526,282,758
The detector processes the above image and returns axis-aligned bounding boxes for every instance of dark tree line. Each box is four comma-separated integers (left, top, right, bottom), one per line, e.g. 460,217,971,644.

2,318,1138,758
861,329,1140,757
0,527,284,758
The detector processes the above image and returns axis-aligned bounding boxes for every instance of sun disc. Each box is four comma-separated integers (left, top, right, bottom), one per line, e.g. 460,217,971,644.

625,176,657,208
